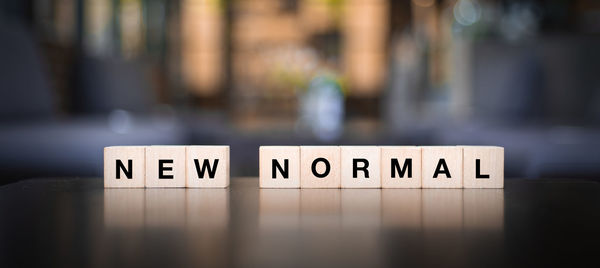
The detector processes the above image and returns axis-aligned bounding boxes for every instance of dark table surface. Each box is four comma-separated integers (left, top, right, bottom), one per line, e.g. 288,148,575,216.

0,178,599,267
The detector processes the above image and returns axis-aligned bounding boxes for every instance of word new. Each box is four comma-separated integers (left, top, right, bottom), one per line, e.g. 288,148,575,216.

104,146,229,188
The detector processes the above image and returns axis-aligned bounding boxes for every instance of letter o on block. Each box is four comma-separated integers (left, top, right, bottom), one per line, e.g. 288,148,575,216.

300,146,341,188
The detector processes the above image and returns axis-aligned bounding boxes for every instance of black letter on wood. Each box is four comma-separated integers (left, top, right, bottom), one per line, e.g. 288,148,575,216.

433,159,451,178
353,159,370,178
159,159,174,179
272,159,289,179
311,158,330,178
391,158,412,178
194,159,219,179
116,159,132,179
476,159,490,179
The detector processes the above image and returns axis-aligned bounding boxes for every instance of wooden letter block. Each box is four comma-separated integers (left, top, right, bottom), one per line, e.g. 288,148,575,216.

186,146,230,188
300,146,341,188
104,146,145,188
422,146,463,188
145,146,186,188
462,146,504,188
380,146,422,188
259,146,300,188
340,146,381,188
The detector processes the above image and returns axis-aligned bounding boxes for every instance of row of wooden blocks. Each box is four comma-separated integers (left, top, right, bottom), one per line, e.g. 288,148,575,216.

104,145,503,188
104,146,230,188
260,146,504,188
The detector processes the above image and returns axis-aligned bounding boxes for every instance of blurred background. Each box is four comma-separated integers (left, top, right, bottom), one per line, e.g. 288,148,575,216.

1,0,600,184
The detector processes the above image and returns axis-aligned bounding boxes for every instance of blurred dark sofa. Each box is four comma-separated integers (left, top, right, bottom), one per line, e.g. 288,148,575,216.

0,20,189,184
432,37,600,179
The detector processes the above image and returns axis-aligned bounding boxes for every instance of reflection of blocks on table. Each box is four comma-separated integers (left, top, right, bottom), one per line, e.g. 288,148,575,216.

186,146,230,188
422,189,463,230
341,189,381,228
381,189,422,229
259,189,301,230
340,146,381,188
145,188,186,227
146,146,186,188
186,189,230,231
462,146,504,188
300,189,342,229
422,146,463,188
380,146,422,188
300,146,341,188
104,146,145,188
463,189,504,230
259,146,300,188
104,188,145,228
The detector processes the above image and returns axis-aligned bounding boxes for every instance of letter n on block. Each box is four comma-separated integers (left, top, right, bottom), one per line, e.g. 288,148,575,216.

186,146,230,188
462,146,504,188
422,146,463,188
259,146,300,188
104,146,145,188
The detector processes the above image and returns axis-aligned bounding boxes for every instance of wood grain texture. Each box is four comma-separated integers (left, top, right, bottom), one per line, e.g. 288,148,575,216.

340,146,381,188
145,146,186,188
259,146,300,188
462,146,504,188
104,146,145,188
300,146,341,188
186,146,230,188
380,146,422,188
422,146,463,188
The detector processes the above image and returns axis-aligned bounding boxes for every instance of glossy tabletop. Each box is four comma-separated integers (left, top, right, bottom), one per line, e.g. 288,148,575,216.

0,178,599,267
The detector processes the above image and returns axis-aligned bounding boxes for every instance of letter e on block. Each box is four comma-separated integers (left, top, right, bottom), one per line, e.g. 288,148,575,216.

104,146,145,188
146,146,186,188
259,146,300,188
462,146,504,188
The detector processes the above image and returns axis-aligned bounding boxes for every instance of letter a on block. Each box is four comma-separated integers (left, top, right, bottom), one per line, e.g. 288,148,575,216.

186,146,230,188
462,146,504,188
422,146,463,188
259,146,300,188
104,146,145,188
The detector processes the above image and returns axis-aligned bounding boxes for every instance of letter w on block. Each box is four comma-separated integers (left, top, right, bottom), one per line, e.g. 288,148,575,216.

186,146,230,188
260,146,300,188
